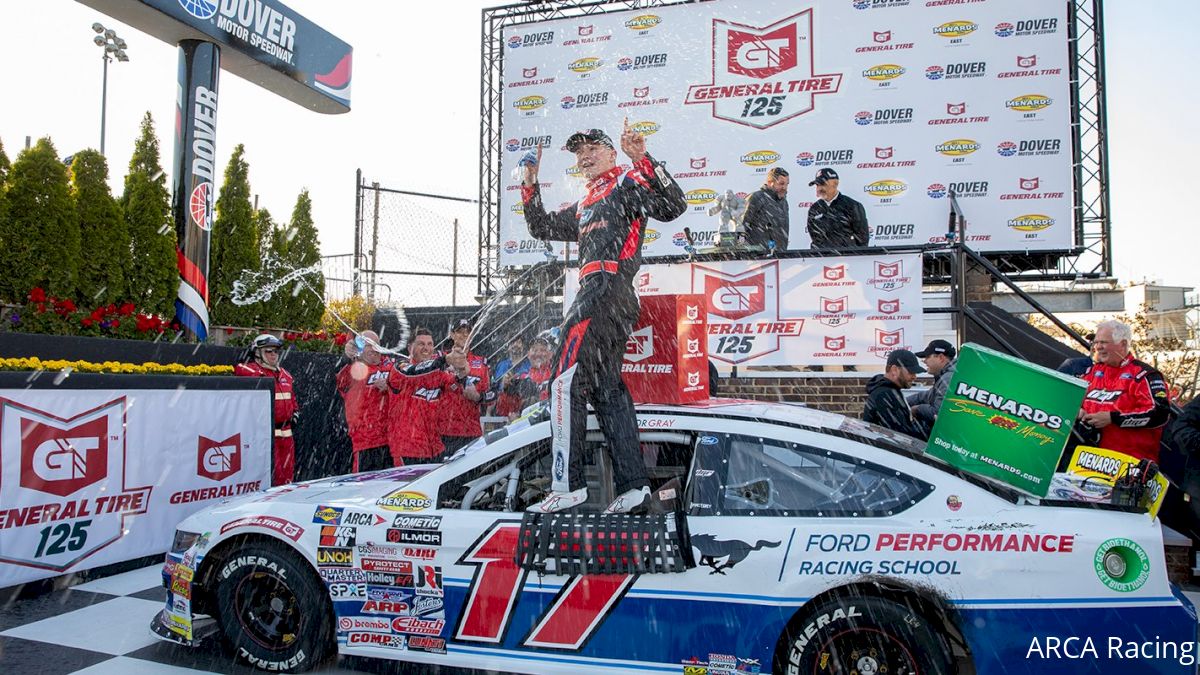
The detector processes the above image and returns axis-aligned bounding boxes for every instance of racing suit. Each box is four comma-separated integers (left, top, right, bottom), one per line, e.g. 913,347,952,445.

234,360,298,486
438,350,488,452
522,153,686,494
387,356,462,464
336,357,394,472
1080,354,1172,462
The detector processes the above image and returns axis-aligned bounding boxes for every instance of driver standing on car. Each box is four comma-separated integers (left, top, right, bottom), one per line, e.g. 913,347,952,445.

519,120,687,513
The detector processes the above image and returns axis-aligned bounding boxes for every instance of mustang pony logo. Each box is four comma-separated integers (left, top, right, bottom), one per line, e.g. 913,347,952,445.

685,11,843,128
691,534,780,575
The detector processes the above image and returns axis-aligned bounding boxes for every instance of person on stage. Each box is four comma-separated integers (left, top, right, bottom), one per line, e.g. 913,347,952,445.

519,120,686,513
806,168,870,249
742,167,791,253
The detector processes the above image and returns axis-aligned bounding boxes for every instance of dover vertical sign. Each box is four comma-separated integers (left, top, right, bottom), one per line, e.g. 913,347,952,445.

925,343,1084,496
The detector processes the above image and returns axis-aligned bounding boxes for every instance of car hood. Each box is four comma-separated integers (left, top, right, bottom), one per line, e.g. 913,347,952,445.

211,465,442,514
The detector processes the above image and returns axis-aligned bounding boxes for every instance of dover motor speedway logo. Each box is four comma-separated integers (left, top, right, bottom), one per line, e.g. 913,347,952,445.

0,398,151,571
694,262,803,363
685,11,843,129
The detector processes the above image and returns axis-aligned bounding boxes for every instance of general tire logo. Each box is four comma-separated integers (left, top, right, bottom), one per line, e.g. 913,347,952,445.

694,262,803,363
685,11,843,129
1,397,152,571
624,326,655,363
197,434,241,481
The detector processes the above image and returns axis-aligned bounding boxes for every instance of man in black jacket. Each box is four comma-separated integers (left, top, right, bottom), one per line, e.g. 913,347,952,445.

1171,397,1200,454
863,349,930,440
806,168,870,249
742,167,790,252
519,121,687,513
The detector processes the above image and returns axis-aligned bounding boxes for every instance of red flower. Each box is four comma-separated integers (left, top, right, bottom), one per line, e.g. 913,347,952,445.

29,287,46,303
334,333,350,346
82,318,94,327
111,318,121,328
90,308,105,321
119,302,136,316
34,303,46,314
56,299,76,313
106,304,117,314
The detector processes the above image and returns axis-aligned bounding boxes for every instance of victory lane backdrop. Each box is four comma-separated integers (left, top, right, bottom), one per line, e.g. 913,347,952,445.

498,0,1072,265
565,253,922,367
0,374,271,588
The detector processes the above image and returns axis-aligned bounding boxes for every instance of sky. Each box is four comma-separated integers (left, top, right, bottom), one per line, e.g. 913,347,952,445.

0,0,1196,306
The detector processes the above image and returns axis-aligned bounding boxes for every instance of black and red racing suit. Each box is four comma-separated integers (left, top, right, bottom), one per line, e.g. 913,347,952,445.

1080,354,1172,462
522,153,686,494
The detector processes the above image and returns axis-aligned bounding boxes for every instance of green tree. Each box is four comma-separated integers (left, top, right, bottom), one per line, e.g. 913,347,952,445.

278,189,325,329
0,139,9,290
71,150,129,305
0,138,10,185
209,144,259,326
0,138,78,301
121,112,178,317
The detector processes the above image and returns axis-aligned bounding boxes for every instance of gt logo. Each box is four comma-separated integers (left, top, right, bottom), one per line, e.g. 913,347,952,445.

197,434,240,481
712,285,759,313
454,522,635,649
823,265,846,281
687,371,701,387
727,25,796,78
19,411,114,497
624,326,655,363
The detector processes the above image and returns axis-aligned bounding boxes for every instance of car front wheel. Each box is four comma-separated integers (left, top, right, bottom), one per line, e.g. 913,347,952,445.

214,540,333,672
777,595,954,675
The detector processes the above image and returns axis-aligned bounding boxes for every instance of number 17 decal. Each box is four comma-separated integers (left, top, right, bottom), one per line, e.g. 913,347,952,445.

453,521,637,651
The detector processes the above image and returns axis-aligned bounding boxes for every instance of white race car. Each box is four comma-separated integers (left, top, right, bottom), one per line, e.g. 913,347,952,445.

152,401,1196,674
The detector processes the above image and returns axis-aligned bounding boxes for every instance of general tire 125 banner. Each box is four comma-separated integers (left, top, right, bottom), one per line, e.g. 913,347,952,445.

565,254,922,367
499,0,1071,265
0,379,271,588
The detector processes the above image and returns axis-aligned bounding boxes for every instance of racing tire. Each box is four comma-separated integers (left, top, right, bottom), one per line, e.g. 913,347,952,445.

776,595,955,675
213,540,334,673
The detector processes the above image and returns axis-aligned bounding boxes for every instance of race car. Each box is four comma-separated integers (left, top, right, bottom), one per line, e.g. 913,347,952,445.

151,400,1196,674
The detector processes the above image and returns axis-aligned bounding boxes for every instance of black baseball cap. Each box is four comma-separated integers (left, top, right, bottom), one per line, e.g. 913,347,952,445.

565,129,615,152
808,168,839,186
886,349,926,373
452,318,472,332
915,339,957,359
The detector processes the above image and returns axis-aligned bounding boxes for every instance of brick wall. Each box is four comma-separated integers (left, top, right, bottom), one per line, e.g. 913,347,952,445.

719,376,873,418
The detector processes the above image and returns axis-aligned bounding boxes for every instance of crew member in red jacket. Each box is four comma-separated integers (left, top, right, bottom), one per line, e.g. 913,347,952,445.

496,332,554,419
235,334,298,486
388,328,476,464
439,319,488,453
336,330,394,473
1078,319,1172,462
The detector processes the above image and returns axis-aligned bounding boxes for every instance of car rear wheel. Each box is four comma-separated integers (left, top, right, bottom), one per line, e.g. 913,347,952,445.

214,540,333,672
777,595,955,675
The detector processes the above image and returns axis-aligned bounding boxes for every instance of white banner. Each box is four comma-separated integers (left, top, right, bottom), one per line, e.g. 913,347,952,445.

499,0,1073,265
565,254,923,367
0,387,271,588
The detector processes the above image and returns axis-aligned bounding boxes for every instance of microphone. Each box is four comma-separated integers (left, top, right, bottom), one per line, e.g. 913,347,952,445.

683,227,696,256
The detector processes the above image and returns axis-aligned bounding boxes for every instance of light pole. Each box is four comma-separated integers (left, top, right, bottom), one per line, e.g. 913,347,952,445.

91,22,129,156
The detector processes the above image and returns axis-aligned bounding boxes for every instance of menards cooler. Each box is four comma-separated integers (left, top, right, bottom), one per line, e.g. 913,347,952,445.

621,294,709,404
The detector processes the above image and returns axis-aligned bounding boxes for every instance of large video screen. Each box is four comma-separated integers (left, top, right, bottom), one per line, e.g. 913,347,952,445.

498,0,1072,265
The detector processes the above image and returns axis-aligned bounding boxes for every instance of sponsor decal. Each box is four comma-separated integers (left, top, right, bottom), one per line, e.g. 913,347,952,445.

862,63,905,82
1001,177,1062,202
1008,214,1055,232
864,179,908,199
625,14,661,32
320,525,357,548
870,328,911,357
1006,94,1053,112
946,495,962,512
995,18,1059,38
416,564,443,597
506,31,555,49
377,490,433,512
512,95,546,112
696,262,804,363
949,381,1065,431
319,568,365,583
189,182,213,232
997,138,1062,158
855,29,914,53
506,65,555,89
925,61,986,81
856,146,915,170
388,528,443,546
560,92,609,110
927,184,947,199
853,0,911,9
685,188,718,205
624,326,655,364
317,547,354,567
411,595,445,618
868,260,912,291
328,582,366,599
814,296,856,327
312,506,343,524
815,264,854,287
739,150,781,167
346,631,406,648
568,56,603,75
692,535,781,575
868,297,912,321
935,138,980,159
562,25,612,47
362,558,413,575
797,149,854,167
505,135,552,153
932,20,978,39
220,515,303,541
815,334,856,358
392,515,441,529
616,53,669,71
630,120,660,136
854,107,913,126
367,586,413,602
392,616,445,636
362,599,410,614
618,86,669,108
685,10,843,129
408,635,447,654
